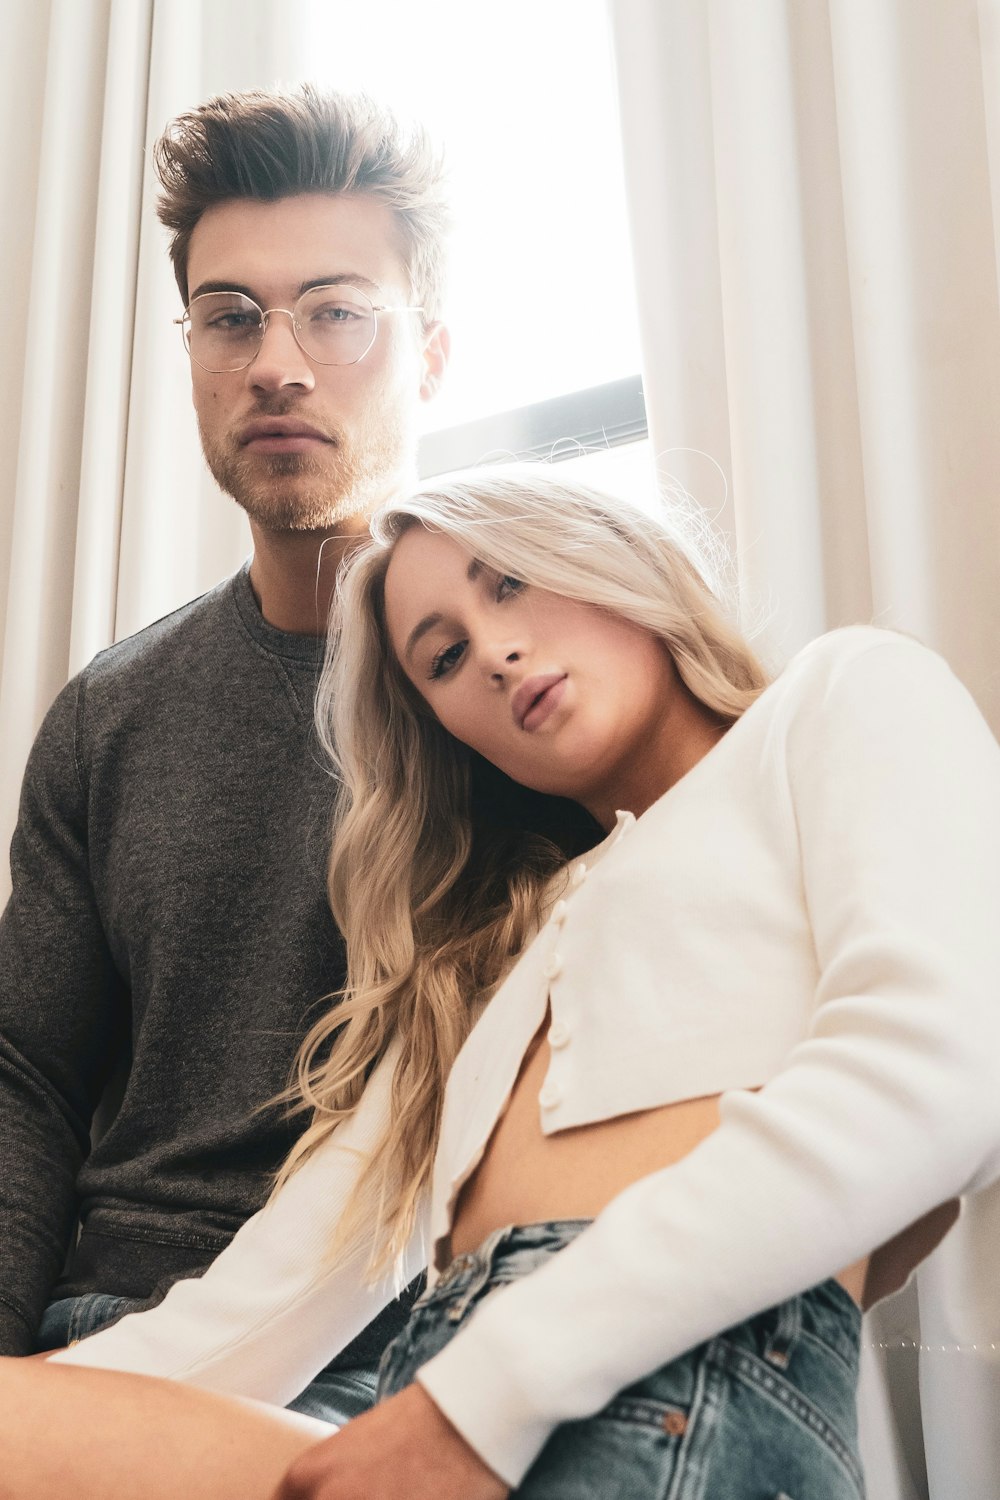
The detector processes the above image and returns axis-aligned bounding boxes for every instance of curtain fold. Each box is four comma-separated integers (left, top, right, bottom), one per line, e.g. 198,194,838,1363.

609,0,1000,727
608,3,1000,1496
0,0,324,906
0,0,151,908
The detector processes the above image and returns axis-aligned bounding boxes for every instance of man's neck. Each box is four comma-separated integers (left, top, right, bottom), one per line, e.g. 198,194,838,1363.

247,521,370,635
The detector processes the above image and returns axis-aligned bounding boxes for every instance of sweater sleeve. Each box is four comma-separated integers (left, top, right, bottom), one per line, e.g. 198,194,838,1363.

416,635,1000,1486
0,676,128,1354
50,1041,424,1401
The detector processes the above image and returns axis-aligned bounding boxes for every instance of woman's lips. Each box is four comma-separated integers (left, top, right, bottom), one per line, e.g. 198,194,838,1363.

513,673,568,732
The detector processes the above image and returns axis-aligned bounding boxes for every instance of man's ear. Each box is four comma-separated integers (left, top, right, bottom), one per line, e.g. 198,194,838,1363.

419,322,450,401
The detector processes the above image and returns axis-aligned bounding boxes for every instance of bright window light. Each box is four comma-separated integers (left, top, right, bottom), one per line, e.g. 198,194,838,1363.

304,0,644,435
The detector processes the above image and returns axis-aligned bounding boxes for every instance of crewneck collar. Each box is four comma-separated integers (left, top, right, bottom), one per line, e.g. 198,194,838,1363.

229,561,327,665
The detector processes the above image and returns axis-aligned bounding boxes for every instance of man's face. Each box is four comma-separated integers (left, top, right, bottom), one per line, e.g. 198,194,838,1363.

183,193,446,533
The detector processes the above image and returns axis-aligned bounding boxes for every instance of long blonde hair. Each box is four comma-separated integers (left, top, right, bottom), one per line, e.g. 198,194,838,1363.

275,468,769,1273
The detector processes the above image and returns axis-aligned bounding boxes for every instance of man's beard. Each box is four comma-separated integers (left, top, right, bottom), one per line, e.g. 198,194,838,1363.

200,413,409,532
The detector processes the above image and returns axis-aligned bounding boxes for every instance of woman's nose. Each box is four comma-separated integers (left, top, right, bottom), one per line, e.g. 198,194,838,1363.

481,643,523,684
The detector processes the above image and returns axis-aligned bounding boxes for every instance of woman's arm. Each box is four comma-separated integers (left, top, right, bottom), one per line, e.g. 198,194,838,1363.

415,635,1000,1486
48,1041,423,1405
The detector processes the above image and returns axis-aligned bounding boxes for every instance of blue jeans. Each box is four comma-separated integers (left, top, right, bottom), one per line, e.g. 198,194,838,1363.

377,1220,866,1499
35,1294,377,1425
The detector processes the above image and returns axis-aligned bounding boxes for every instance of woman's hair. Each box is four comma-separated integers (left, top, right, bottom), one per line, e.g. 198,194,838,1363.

274,467,769,1274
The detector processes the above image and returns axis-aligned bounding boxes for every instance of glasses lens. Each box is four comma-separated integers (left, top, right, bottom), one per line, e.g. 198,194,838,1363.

187,292,264,371
294,285,377,365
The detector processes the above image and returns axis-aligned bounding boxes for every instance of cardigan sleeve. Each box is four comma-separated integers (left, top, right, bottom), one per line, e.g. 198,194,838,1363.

49,1041,424,1404
416,635,1000,1486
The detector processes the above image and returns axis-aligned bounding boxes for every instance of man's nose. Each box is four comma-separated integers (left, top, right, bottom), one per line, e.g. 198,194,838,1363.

245,310,316,393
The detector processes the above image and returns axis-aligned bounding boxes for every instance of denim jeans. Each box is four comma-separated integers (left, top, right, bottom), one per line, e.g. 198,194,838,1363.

377,1220,866,1499
35,1294,377,1425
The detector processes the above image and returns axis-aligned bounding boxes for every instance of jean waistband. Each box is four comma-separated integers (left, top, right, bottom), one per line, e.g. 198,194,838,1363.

431,1218,591,1296
427,1218,861,1372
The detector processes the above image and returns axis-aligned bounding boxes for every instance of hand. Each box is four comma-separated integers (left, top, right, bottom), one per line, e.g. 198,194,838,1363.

273,1381,510,1500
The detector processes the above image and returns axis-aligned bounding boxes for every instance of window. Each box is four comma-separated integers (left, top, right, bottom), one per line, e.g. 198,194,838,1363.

307,0,650,483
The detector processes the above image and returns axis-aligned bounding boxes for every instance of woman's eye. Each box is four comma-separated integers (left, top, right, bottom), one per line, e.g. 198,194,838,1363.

497,574,524,600
428,640,467,680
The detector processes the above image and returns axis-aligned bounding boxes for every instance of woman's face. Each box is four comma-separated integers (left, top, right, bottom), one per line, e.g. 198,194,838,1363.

383,524,713,824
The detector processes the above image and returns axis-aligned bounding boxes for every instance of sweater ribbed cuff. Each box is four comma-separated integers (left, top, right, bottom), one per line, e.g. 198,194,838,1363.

416,1333,556,1489
0,1295,36,1357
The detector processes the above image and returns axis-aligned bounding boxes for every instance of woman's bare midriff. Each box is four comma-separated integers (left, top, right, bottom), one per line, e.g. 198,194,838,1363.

450,1018,868,1306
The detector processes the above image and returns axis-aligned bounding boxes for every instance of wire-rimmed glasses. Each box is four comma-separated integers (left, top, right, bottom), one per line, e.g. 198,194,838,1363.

174,284,424,372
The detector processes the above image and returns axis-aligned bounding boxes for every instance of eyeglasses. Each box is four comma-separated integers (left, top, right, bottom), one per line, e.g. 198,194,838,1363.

174,284,424,372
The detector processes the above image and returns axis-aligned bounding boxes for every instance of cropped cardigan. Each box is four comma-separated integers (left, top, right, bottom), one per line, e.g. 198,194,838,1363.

53,628,1000,1486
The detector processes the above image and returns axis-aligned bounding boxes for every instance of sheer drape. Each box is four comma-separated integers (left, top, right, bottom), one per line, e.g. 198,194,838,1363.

607,3,1000,1496
608,0,1000,720
0,0,321,906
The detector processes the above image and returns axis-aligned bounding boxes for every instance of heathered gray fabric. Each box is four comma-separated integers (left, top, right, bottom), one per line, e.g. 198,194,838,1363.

0,564,413,1363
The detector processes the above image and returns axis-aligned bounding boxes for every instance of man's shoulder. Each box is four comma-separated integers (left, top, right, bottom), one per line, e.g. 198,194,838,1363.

85,571,245,684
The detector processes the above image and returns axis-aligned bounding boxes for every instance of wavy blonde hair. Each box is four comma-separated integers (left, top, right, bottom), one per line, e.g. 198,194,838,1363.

274,467,770,1274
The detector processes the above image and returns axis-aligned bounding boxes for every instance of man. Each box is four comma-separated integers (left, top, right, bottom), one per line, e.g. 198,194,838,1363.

0,84,449,1422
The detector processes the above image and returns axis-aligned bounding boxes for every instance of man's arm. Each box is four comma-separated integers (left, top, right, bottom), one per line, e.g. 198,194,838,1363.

0,676,127,1353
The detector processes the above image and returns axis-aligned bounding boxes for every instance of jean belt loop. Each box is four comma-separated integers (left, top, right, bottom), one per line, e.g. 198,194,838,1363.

763,1293,801,1370
444,1225,513,1323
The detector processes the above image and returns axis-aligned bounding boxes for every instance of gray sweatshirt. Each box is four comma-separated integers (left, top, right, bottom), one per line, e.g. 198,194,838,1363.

0,564,411,1365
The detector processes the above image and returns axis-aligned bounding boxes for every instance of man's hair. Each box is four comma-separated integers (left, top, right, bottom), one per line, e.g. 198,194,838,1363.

153,84,449,317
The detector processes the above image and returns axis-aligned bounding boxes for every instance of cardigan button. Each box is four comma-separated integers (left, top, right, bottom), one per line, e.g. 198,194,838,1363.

570,863,588,888
549,899,568,926
547,1021,570,1049
542,952,563,980
539,1081,562,1109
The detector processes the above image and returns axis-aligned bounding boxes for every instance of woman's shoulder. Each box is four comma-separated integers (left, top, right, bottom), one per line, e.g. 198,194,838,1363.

773,625,952,715
770,625,998,786
786,623,928,676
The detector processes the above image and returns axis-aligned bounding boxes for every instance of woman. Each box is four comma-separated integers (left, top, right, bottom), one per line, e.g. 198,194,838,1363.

5,468,1000,1500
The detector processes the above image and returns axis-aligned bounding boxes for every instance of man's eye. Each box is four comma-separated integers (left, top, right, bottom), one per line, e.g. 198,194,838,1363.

428,640,467,680
312,304,357,322
497,574,524,600
208,312,260,334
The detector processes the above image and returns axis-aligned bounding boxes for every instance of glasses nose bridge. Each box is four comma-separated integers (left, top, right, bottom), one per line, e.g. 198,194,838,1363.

250,302,313,373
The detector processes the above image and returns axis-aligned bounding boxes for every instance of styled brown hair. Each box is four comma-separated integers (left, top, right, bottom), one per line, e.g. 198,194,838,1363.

153,84,449,316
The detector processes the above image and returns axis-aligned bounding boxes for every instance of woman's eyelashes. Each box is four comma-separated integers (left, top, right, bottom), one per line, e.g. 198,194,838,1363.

496,573,524,600
428,639,467,680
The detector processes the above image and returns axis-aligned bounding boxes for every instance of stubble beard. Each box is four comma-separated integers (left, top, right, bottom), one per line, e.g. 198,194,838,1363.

200,410,411,533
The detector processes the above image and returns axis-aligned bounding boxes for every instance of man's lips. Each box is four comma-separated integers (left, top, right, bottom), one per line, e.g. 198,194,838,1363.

239,417,333,449
512,673,568,731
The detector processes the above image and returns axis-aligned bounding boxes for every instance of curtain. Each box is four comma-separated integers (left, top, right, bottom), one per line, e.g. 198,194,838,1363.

0,0,324,907
607,3,1000,1496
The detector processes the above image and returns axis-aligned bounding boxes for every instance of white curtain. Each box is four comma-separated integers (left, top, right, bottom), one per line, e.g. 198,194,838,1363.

607,2,1000,1496
0,0,324,907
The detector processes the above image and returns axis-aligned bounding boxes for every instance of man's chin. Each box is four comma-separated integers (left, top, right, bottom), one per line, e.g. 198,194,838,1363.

209,449,370,532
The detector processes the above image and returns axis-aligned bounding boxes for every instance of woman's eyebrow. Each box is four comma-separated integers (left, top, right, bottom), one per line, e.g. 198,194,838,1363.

402,559,485,662
404,613,443,664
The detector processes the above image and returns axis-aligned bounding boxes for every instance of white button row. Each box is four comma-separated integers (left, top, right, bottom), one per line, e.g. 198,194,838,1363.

539,1081,562,1109
547,1020,570,1049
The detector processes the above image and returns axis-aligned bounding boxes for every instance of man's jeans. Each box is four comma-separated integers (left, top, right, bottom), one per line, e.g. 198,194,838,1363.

36,1293,377,1425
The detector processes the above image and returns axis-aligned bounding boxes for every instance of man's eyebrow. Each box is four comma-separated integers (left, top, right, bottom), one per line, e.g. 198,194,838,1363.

186,273,384,304
299,274,382,296
188,280,258,303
